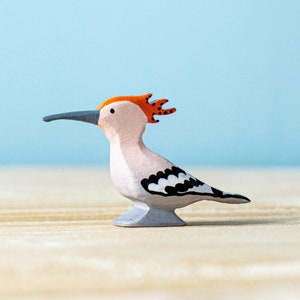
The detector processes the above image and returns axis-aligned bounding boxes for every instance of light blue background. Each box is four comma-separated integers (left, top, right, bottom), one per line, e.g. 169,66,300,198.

0,0,299,166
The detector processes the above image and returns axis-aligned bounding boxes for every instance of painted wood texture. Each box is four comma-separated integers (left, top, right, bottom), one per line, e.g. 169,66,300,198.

0,168,299,299
44,96,250,226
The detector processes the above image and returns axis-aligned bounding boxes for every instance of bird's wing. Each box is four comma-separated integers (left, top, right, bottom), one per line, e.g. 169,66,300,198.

141,166,249,202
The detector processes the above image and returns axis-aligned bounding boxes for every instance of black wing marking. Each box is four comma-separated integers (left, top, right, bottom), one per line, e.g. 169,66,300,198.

141,166,210,197
141,166,250,201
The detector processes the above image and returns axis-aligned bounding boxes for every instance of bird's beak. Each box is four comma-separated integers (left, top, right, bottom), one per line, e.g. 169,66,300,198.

43,110,100,125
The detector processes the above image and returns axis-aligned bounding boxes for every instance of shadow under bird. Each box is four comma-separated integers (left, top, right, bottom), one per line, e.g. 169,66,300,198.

43,93,250,227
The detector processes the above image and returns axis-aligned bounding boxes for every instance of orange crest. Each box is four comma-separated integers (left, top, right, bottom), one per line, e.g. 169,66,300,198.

97,93,176,123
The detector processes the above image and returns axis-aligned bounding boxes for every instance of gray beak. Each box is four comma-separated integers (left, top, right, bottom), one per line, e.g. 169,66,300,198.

43,110,100,125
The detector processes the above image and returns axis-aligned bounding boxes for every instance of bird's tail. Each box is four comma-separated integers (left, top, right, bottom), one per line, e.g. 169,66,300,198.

207,186,250,204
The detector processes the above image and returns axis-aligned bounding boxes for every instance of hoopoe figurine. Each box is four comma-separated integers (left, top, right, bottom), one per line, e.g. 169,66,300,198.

44,93,250,227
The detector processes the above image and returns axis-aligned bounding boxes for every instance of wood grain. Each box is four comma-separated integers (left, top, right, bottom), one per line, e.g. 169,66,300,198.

0,167,299,299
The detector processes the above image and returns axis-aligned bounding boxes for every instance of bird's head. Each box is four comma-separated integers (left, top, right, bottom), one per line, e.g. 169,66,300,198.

43,93,176,143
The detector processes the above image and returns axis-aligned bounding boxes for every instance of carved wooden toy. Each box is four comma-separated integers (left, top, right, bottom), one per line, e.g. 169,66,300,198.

44,93,250,227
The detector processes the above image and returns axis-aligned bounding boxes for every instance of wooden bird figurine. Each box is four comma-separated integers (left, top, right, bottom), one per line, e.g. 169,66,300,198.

44,93,250,227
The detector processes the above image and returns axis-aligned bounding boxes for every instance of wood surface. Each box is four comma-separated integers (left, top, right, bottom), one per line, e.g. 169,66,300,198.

0,167,299,299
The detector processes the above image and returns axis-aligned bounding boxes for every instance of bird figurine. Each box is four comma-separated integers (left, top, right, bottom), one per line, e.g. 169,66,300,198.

44,93,250,227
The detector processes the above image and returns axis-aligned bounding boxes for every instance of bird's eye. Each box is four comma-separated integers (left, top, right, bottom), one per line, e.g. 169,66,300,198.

110,108,115,114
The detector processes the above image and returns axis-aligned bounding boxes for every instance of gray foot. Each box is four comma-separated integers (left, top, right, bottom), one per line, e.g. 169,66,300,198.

113,203,186,227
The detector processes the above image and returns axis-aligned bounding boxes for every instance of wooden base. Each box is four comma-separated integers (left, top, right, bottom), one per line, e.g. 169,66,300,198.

113,203,186,227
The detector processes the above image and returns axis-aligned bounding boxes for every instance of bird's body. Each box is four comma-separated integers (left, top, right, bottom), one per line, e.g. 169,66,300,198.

44,93,250,227
109,129,248,209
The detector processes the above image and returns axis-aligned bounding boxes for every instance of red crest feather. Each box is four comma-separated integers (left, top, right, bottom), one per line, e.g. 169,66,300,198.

97,93,176,123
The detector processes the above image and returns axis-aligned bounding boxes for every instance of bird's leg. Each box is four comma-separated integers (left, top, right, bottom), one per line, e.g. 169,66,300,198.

113,201,186,227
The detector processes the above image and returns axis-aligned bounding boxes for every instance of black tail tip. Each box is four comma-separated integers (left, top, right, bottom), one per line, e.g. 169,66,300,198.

236,194,251,202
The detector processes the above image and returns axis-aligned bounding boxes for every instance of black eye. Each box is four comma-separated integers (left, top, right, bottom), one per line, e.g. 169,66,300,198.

110,108,115,114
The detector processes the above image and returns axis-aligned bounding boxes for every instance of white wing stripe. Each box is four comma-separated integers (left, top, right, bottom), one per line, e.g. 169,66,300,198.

147,171,214,195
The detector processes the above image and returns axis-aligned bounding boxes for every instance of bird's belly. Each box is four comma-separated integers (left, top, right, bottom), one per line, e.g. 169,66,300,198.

110,167,138,199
